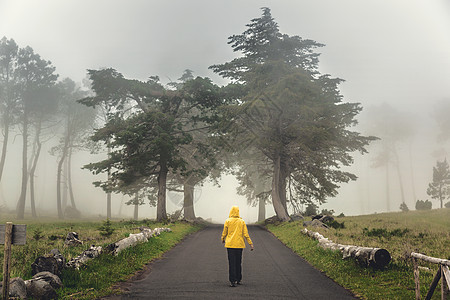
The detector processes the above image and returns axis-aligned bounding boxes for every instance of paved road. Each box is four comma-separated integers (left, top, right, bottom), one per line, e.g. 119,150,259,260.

106,225,357,299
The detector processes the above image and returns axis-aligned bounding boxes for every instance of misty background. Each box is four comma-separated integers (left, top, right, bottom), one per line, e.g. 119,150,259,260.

1,0,449,223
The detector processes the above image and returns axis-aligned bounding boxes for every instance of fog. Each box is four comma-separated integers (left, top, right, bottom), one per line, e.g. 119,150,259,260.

1,1,449,223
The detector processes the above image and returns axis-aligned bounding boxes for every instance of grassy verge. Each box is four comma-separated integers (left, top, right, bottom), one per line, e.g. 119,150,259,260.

0,216,203,299
266,209,449,300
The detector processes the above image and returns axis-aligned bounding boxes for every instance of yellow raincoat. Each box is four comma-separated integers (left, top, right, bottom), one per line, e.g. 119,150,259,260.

221,206,253,248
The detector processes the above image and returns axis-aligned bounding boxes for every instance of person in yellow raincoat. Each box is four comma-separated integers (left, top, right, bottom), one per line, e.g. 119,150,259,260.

221,205,254,287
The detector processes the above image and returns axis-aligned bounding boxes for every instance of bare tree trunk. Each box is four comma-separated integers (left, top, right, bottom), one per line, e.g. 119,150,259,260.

68,149,76,209
156,160,168,221
56,135,69,219
408,142,417,206
279,160,288,211
62,157,68,211
271,155,290,221
16,110,29,219
0,118,10,182
258,197,265,222
183,176,196,221
392,147,406,207
106,145,111,219
133,193,139,220
385,163,391,212
29,123,42,218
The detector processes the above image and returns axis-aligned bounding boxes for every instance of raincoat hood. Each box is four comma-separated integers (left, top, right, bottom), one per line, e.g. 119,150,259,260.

229,206,240,218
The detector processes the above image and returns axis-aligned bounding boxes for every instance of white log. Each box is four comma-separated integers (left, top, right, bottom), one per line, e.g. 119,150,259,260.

66,245,103,269
107,227,171,256
410,252,450,267
301,228,391,268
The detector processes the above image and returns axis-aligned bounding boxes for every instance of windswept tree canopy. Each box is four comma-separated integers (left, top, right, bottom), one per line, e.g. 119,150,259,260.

211,8,375,220
80,69,224,220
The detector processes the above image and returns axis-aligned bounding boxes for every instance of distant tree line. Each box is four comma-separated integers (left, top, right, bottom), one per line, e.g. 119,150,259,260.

0,37,97,219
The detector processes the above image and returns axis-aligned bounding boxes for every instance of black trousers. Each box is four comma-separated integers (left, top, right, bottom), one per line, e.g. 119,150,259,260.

227,248,243,283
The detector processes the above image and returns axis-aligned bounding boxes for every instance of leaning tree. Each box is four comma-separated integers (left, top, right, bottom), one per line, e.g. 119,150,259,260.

80,69,223,221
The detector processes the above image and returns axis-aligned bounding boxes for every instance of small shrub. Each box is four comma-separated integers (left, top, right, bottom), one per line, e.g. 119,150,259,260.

337,212,345,218
304,204,318,216
328,220,345,229
445,201,450,208
98,219,115,237
415,200,432,210
320,209,335,216
48,234,63,241
363,227,409,238
33,228,43,240
399,202,409,212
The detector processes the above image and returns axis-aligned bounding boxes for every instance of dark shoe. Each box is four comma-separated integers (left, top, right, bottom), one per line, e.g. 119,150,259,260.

229,282,236,287
236,281,242,285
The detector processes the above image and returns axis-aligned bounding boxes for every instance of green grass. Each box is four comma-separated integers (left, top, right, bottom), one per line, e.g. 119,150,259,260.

267,209,450,300
0,216,203,299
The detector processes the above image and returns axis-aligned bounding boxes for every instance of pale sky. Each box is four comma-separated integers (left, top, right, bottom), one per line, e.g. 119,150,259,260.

1,1,450,221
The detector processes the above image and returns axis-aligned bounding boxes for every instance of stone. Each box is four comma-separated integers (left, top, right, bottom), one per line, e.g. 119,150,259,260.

303,219,329,229
65,231,83,247
31,249,66,276
25,271,63,300
0,277,27,299
290,213,304,221
312,214,323,220
320,215,335,224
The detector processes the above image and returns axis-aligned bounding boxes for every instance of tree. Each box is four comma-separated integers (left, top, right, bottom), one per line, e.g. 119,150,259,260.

27,85,59,217
234,150,272,222
366,103,417,211
427,159,450,208
52,78,96,218
15,45,58,219
80,69,223,221
0,37,20,183
211,8,374,221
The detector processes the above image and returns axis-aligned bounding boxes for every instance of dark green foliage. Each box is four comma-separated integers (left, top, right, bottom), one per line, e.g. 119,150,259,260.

328,220,345,229
321,209,335,216
362,227,409,239
427,159,450,209
98,219,115,237
415,200,432,210
399,202,409,212
33,228,43,240
80,69,224,221
210,8,375,221
304,204,318,216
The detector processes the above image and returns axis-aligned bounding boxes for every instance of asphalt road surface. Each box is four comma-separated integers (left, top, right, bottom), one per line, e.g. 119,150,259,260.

105,225,357,299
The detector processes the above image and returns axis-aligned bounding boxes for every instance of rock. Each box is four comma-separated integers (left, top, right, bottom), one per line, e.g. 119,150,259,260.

31,249,66,276
303,219,329,229
264,216,282,225
290,213,304,221
312,214,323,220
67,245,102,269
25,271,63,300
0,277,27,299
65,231,83,247
320,215,335,224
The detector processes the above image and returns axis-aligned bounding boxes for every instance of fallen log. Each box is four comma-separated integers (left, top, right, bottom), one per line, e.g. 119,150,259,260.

66,245,103,269
301,228,391,268
106,227,171,256
410,252,450,267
